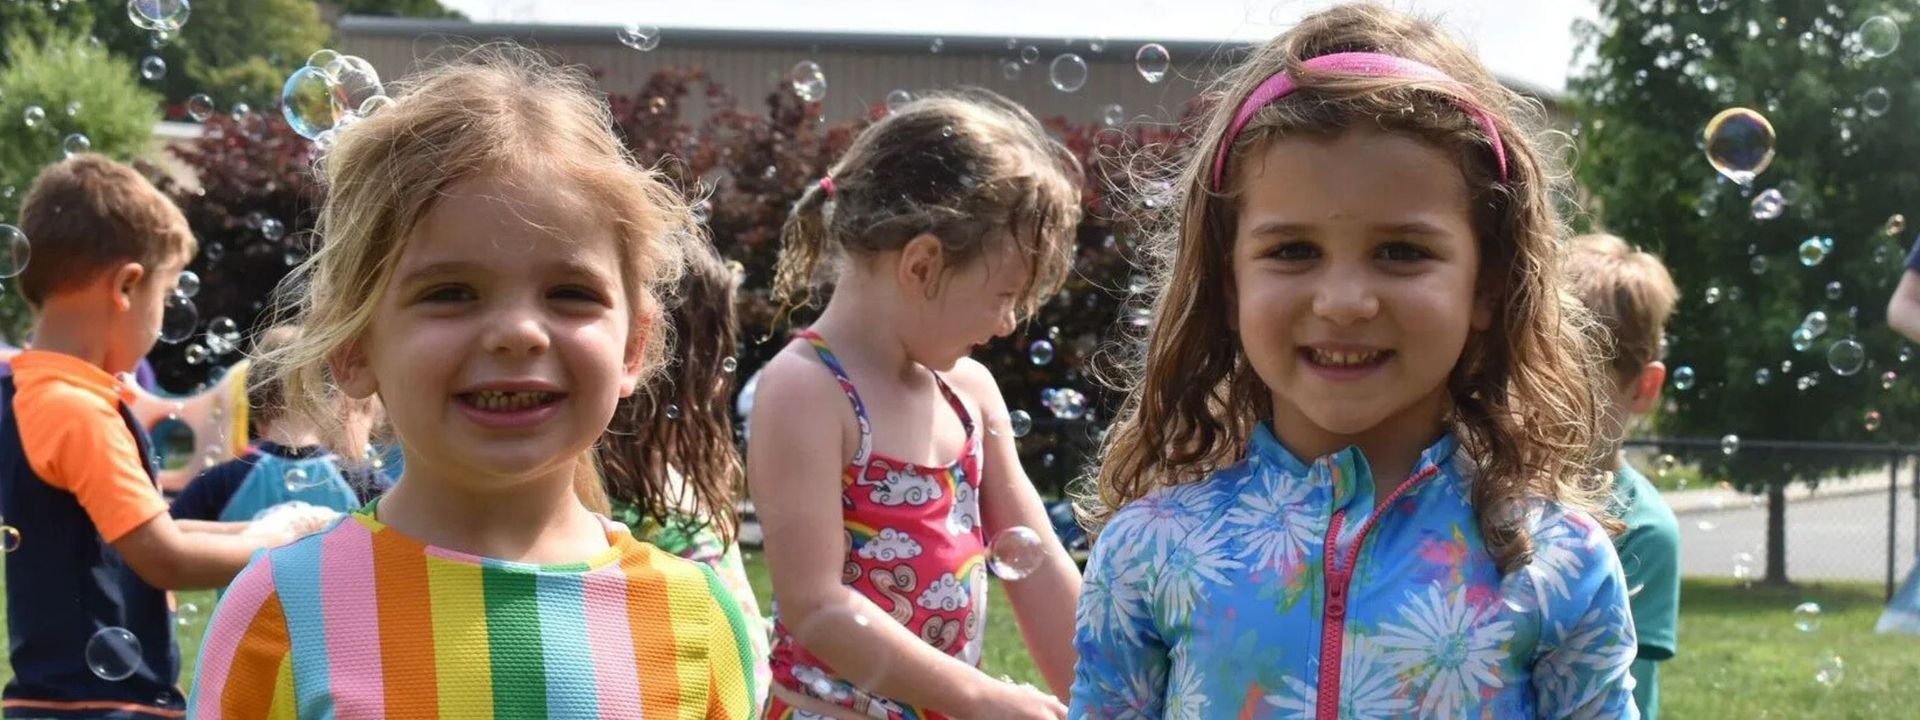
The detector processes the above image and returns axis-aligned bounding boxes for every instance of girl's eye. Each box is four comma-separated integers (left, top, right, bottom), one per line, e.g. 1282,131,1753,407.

1377,242,1432,262
419,285,475,303
1269,241,1318,261
550,285,608,304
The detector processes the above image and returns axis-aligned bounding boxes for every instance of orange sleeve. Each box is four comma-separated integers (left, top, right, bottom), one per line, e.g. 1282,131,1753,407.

16,383,168,542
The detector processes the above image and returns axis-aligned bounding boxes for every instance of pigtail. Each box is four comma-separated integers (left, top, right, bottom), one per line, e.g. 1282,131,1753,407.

772,180,834,310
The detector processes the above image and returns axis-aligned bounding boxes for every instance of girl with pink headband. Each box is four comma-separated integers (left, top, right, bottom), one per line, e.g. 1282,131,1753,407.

1070,4,1638,717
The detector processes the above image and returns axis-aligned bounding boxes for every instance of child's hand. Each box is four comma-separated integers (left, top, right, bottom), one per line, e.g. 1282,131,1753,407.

242,502,341,544
972,679,1066,720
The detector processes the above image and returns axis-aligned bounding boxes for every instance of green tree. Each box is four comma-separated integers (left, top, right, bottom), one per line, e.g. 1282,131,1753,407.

336,0,465,19
0,30,163,342
1572,0,1920,584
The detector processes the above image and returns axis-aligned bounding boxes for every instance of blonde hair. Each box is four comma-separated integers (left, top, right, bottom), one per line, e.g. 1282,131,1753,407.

772,89,1082,317
259,45,693,509
1087,2,1615,571
1565,233,1678,382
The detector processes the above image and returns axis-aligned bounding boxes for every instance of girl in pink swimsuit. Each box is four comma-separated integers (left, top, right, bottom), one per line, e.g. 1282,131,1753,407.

748,90,1083,720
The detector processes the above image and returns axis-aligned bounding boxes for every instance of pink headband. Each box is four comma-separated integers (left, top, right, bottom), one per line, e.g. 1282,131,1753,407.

818,175,836,198
1209,51,1509,191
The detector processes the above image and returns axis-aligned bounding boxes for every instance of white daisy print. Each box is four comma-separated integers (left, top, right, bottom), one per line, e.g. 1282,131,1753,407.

1373,584,1514,716
1223,469,1321,571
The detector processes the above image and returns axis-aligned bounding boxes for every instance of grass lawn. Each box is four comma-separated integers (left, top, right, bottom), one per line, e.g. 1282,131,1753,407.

5,568,1916,716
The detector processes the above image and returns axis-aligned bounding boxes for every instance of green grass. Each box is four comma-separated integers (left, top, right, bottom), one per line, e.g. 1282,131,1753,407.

6,569,1916,716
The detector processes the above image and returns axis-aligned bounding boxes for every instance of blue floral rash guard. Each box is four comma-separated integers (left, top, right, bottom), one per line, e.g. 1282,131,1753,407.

1069,423,1639,719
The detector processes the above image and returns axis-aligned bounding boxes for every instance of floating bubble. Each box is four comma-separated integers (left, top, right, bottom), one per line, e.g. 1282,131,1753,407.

884,89,912,114
1135,43,1170,83
1656,453,1678,477
182,343,208,365
790,61,827,102
1720,434,1740,455
1792,327,1815,352
721,356,738,373
204,332,234,356
185,93,213,121
1048,53,1088,93
306,49,341,69
1696,519,1718,531
1865,410,1882,432
1704,286,1722,304
1755,368,1772,385
1008,410,1033,438
616,23,661,51
1884,371,1898,389
1825,281,1843,300
1703,108,1775,185
280,66,344,140
261,217,285,241
928,38,944,54
23,105,44,128
1028,339,1055,366
63,133,90,157
0,225,29,278
1793,601,1823,632
663,404,682,421
1797,236,1830,266
1019,45,1039,64
1672,366,1696,390
999,58,1022,80
1861,87,1891,118
1750,255,1769,274
207,316,237,341
282,467,318,492
175,602,198,626
357,95,393,118
1697,0,1721,12
1043,387,1089,420
159,293,197,344
86,627,143,681
173,270,199,298
1101,103,1124,127
1828,339,1866,376
987,526,1045,580
128,0,189,32
323,56,384,111
1816,655,1845,687
1860,16,1900,58
139,55,165,81
65,100,82,117
1803,310,1829,337
1886,214,1907,237
229,102,250,122
1749,188,1785,219
0,525,17,553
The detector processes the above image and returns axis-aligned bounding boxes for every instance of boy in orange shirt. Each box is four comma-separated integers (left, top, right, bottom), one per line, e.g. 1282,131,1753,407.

0,155,302,719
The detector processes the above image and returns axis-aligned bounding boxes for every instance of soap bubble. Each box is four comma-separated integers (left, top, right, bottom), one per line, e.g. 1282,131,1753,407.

1828,339,1865,376
790,61,827,102
139,55,166,81
1861,87,1891,118
175,602,199,626
721,356,738,373
182,343,208,365
1791,327,1815,352
1019,45,1039,64
1042,387,1089,420
207,316,238,341
1028,339,1055,366
883,89,912,114
185,93,213,121
1864,410,1882,432
987,526,1045,580
283,467,318,492
323,56,384,111
0,225,29,278
1803,310,1830,337
616,23,661,51
1884,371,1898,389
0,525,18,553
1815,655,1845,687
1704,286,1721,304
63,133,91,157
1656,454,1677,477
1859,16,1900,58
928,38,944,53
664,404,682,420
1754,368,1771,385
1101,103,1124,127
23,105,45,129
159,293,197,343
306,49,341,69
1135,43,1170,83
128,0,190,32
1793,601,1823,632
260,218,284,241
1008,410,1033,438
204,332,234,356
1825,281,1843,300
999,59,1022,80
1049,53,1088,92
86,627,143,681
229,102,250,122
173,270,199,298
1671,366,1696,390
280,66,344,140
1886,214,1907,237
1720,434,1740,455
1702,108,1775,185
1750,255,1769,274
358,95,393,117
1797,236,1830,266
1749,188,1785,219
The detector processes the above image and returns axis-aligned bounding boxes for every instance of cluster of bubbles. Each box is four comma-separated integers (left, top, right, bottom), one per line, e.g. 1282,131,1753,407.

1786,601,1846,688
280,50,388,144
1041,387,1089,421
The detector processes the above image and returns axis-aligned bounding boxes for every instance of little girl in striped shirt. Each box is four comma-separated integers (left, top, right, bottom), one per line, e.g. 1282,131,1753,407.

188,46,756,719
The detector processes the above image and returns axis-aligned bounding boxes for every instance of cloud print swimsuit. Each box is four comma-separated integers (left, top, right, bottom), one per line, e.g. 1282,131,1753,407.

763,330,990,720
1069,425,1639,719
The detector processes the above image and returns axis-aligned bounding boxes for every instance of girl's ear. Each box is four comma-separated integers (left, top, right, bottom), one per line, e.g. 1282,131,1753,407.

898,233,945,295
618,316,649,398
330,338,378,400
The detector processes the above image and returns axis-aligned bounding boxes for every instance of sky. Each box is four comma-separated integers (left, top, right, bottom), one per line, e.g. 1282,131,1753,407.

435,0,1600,94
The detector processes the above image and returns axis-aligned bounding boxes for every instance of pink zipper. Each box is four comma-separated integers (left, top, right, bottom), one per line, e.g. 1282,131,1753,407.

1314,464,1440,719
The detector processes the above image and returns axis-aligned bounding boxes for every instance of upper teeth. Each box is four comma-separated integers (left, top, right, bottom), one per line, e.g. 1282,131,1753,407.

1311,349,1383,366
470,391,552,410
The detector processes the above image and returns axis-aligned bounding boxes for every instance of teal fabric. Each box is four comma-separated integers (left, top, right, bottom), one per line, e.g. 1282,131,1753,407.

1612,463,1681,720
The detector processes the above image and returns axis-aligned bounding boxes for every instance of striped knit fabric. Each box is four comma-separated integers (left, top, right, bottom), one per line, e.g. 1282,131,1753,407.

186,511,756,719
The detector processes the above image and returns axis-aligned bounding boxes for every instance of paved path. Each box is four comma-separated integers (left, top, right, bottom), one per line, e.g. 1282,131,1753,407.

1676,480,1917,583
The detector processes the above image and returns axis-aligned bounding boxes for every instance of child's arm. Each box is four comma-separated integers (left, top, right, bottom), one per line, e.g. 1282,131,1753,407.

1531,510,1641,718
949,360,1082,699
186,553,296,717
174,519,250,534
114,514,297,589
1066,505,1171,718
748,357,1063,719
699,563,759,720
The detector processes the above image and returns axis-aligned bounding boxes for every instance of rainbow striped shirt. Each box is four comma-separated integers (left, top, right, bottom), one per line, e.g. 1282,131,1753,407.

186,511,756,719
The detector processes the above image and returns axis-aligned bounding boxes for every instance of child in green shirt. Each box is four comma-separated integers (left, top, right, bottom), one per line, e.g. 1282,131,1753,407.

1568,233,1684,719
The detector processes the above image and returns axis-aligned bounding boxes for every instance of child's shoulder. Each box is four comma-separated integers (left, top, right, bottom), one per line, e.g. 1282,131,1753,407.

1517,498,1618,563
1100,462,1259,539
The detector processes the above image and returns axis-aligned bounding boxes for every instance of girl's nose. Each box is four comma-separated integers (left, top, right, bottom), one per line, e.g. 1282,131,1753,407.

1311,268,1380,326
483,304,551,356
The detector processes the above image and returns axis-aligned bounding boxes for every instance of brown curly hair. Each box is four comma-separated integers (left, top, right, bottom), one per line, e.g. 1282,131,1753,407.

1085,2,1616,572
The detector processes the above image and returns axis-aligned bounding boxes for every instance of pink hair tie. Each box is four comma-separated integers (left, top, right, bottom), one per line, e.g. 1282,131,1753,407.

818,175,835,198
1208,51,1509,191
